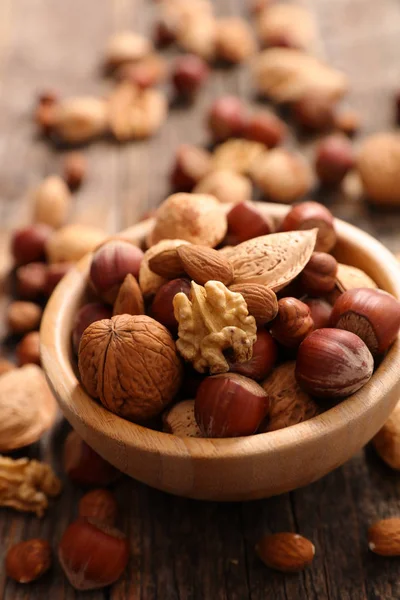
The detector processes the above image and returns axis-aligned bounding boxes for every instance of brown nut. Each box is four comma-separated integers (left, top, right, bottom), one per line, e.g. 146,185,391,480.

11,224,53,265
72,303,112,355
63,430,119,486
63,152,87,190
334,109,361,137
229,329,277,381
291,92,335,130
44,262,72,295
170,144,212,192
172,54,209,98
270,298,314,348
295,328,374,399
113,274,144,316
78,489,118,526
79,315,183,422
16,331,41,366
148,247,185,279
7,301,42,334
256,532,315,572
229,283,278,326
195,373,269,437
244,111,286,147
6,539,51,583
315,134,355,186
299,252,338,296
150,278,191,334
163,399,202,437
303,298,332,330
177,244,234,286
207,96,248,141
280,201,336,253
368,518,400,556
215,17,257,64
90,240,144,303
227,201,273,243
194,170,252,205
16,262,47,299
356,133,400,206
330,288,400,356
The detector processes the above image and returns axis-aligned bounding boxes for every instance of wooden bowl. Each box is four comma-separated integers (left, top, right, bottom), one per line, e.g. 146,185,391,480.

41,203,400,501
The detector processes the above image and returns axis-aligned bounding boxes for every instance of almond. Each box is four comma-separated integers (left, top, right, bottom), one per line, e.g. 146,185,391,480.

177,245,234,286
229,283,278,325
148,248,185,279
256,532,315,572
372,402,400,470
368,518,400,556
113,274,144,316
162,400,202,438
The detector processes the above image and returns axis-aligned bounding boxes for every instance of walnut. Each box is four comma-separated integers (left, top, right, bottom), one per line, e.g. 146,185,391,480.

148,193,228,248
260,362,320,432
78,314,183,422
173,280,257,374
139,238,190,298
212,139,266,174
0,455,62,517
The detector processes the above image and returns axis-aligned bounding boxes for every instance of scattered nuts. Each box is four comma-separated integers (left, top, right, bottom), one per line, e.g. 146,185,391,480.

78,489,118,526
163,399,202,437
11,224,53,265
139,239,189,298
63,430,119,486
174,280,257,374
256,4,317,51
291,91,335,130
280,201,336,253
303,298,332,330
250,149,314,203
208,96,248,141
58,518,129,590
372,401,400,470
256,532,315,572
229,283,278,326
16,262,47,299
113,274,144,316
368,518,400,556
90,240,144,303
16,331,40,366
270,297,314,348
227,201,273,243
105,31,153,71
151,278,191,334
46,224,106,263
244,110,287,147
215,17,257,64
7,301,42,334
299,252,338,296
53,97,108,144
356,132,400,206
330,288,400,355
172,54,209,98
63,152,87,190
170,144,212,192
315,134,355,186
72,303,112,354
177,244,234,286
44,262,72,295
195,373,269,437
6,539,51,583
260,362,320,432
79,315,183,422
296,328,374,399
229,329,277,381
212,139,265,174
194,170,252,205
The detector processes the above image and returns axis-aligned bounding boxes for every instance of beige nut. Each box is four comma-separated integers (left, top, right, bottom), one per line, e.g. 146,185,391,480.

194,170,252,204
372,401,400,470
215,17,257,64
326,263,377,304
53,97,108,144
356,133,400,206
33,175,71,229
256,4,318,51
7,302,42,334
176,14,217,61
105,31,153,70
148,193,227,248
212,139,266,174
163,400,202,437
139,239,190,298
173,280,257,374
46,224,106,263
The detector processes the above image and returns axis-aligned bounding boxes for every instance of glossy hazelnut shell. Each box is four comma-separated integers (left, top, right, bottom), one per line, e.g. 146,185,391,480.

230,329,277,381
280,201,336,253
270,298,314,348
299,252,338,296
227,202,273,243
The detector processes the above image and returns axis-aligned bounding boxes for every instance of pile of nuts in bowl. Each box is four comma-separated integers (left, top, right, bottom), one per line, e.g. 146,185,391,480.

74,195,400,439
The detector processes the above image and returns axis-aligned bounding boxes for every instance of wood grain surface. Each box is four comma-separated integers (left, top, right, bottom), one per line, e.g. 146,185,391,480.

1,0,400,598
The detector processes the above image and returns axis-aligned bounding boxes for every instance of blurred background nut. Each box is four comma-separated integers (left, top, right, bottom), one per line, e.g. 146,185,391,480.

250,149,314,203
227,201,273,242
215,17,257,64
104,31,153,71
6,539,51,583
53,97,108,144
11,224,53,265
291,91,335,131
176,14,217,62
280,201,337,253
212,139,266,174
229,283,278,326
78,489,118,526
46,224,106,263
16,262,47,299
356,132,400,206
194,170,252,204
63,152,87,190
35,89,59,134
334,109,361,137
270,297,314,348
72,303,113,355
172,54,209,99
244,110,287,147
33,175,71,229
63,430,120,486
315,134,355,186
7,301,42,334
170,144,212,192
116,54,168,88
44,262,72,295
256,4,318,51
208,96,248,141
16,331,41,366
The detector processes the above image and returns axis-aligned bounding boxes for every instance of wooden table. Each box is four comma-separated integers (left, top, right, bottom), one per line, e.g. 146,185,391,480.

1,0,400,598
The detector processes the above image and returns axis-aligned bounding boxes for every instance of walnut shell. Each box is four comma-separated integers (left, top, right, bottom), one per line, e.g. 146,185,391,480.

78,314,183,422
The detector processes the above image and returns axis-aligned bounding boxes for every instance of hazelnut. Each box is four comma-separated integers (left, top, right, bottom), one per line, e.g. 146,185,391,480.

291,92,335,130
303,298,332,330
334,109,361,137
151,278,191,334
104,31,153,71
175,14,217,62
63,152,87,190
116,54,167,88
6,539,51,583
172,54,209,98
16,262,47,299
113,274,144,316
0,358,16,376
356,133,400,206
229,329,277,381
78,489,117,526
44,262,72,295
270,297,314,348
244,111,286,147
58,518,129,590
163,400,202,438
280,201,336,253
250,149,314,204
7,301,42,334
46,224,106,264
215,17,257,64
79,315,183,422
212,139,266,174
207,96,248,141
295,328,374,399
149,193,227,248
330,288,400,356
315,134,355,186
63,430,119,486
227,201,273,243
299,252,338,296
194,170,252,205
33,175,71,229
170,144,212,192
90,240,144,303
195,373,269,437
11,224,53,265
72,303,112,354
16,331,41,366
